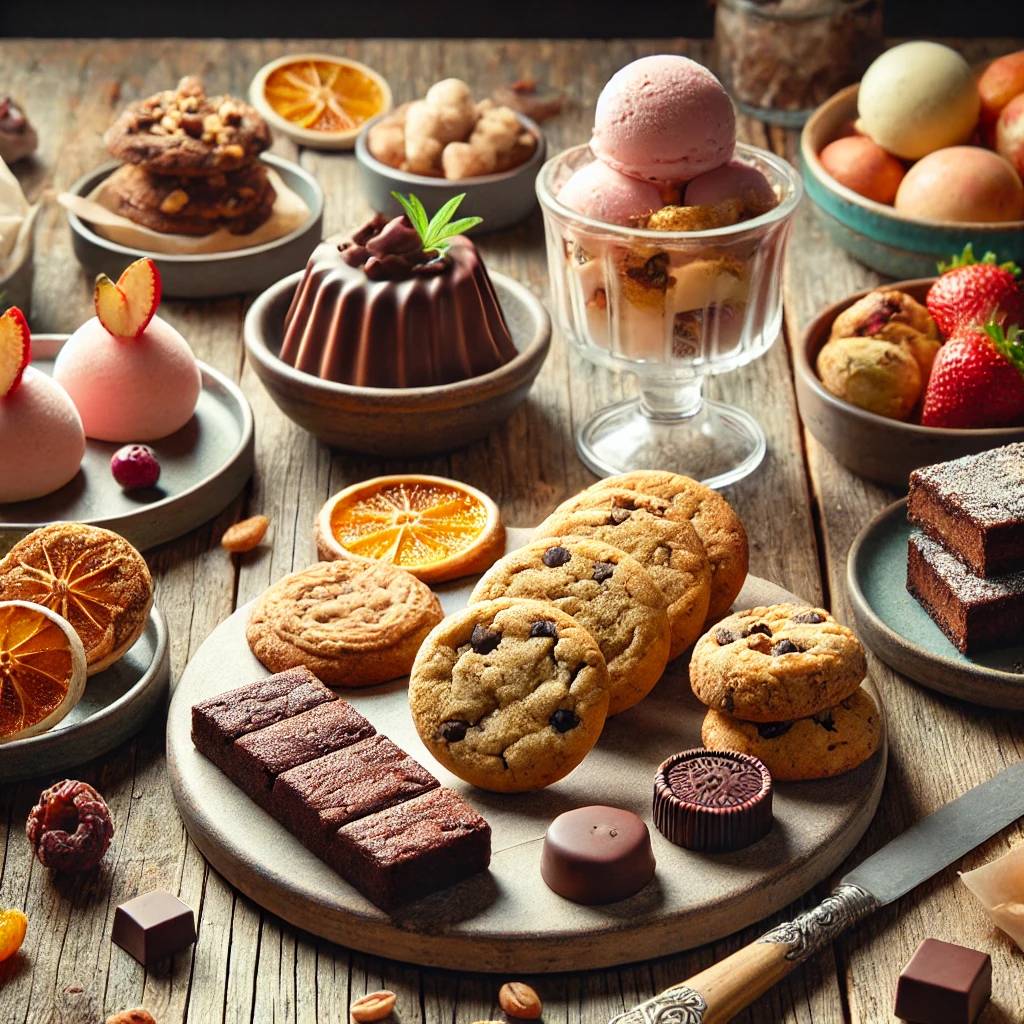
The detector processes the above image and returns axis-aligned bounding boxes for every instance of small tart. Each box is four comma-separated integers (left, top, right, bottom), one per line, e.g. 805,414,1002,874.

0,524,153,675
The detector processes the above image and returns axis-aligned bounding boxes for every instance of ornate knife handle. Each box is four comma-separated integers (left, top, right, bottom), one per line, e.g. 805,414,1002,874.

609,885,880,1024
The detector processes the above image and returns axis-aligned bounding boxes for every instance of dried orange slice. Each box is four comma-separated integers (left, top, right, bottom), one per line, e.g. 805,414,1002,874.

0,907,28,961
262,58,387,133
0,523,153,675
0,600,87,742
315,475,505,584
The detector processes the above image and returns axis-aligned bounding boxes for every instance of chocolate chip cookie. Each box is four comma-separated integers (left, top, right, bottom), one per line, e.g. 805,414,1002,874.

702,686,883,780
533,488,711,660
408,598,610,792
689,604,866,723
247,560,443,688
469,537,671,715
586,471,748,622
104,76,270,176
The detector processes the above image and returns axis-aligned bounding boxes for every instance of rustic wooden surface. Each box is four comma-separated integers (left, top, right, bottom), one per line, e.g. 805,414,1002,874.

0,35,1022,1024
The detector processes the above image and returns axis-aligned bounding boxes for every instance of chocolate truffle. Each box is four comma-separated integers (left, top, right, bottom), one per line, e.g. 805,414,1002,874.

111,889,196,965
540,805,656,904
894,938,992,1024
653,749,773,853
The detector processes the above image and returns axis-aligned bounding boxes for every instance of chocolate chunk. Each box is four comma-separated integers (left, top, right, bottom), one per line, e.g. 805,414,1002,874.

790,610,825,624
550,708,580,732
542,545,572,567
111,889,196,965
771,639,801,656
592,561,615,583
812,711,837,732
894,938,991,1024
756,721,794,739
721,693,735,712
530,620,559,640
470,623,502,655
715,628,737,645
437,719,469,742
745,622,773,637
609,507,632,525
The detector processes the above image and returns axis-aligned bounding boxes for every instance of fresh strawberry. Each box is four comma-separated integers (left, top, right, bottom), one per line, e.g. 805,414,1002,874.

926,244,1024,337
93,257,162,340
0,306,31,397
921,322,1024,428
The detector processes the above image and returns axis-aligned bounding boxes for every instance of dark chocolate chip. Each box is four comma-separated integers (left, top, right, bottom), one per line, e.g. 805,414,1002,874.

715,628,737,645
550,708,580,732
791,610,826,624
592,561,614,583
745,622,773,638
771,639,801,656
530,620,559,640
756,721,794,739
609,507,632,525
470,623,502,655
813,711,838,732
721,693,735,712
542,545,572,568
436,719,469,742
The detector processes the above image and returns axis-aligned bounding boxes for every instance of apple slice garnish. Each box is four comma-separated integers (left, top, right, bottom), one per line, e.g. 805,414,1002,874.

0,306,31,398
94,257,162,340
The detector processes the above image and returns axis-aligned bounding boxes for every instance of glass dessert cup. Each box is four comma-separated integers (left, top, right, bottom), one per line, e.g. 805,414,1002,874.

536,142,802,488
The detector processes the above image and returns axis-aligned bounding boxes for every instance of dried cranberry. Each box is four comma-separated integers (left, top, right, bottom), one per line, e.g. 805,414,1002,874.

26,779,114,872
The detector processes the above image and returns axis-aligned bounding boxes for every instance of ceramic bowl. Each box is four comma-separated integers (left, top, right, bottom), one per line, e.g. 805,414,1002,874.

249,53,392,151
65,155,324,299
354,113,545,234
794,278,1024,489
801,84,1024,278
244,269,551,456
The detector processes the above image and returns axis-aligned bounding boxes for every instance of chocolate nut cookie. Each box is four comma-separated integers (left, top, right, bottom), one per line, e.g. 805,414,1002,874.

104,76,270,176
247,560,443,688
408,598,610,792
689,604,867,723
702,685,883,781
469,536,671,715
586,471,748,622
533,488,711,660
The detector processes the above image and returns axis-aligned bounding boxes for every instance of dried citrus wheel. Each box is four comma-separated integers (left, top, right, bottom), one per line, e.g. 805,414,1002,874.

315,475,505,584
0,600,87,743
0,523,153,676
262,59,387,133
0,907,28,961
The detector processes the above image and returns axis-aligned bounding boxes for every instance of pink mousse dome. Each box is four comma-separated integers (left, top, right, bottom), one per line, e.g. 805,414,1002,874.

53,314,202,442
592,55,736,185
0,367,86,503
558,159,664,225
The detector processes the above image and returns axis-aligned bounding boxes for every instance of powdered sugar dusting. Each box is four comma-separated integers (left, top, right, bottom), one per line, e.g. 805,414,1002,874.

911,532,1024,601
912,443,1024,525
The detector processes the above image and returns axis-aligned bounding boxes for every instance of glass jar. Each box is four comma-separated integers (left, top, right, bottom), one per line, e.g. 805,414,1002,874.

714,0,884,127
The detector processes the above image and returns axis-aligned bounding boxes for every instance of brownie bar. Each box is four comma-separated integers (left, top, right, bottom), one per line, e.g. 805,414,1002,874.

230,700,376,807
272,735,438,858
908,443,1024,578
328,787,492,911
907,532,1024,654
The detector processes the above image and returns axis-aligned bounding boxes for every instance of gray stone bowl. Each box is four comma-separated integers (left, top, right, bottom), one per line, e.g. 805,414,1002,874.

244,269,551,456
794,278,1024,490
354,114,545,233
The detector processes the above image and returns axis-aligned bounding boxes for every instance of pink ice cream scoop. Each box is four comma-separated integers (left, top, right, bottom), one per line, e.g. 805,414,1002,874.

592,55,736,185
54,315,202,442
558,159,664,225
684,161,778,211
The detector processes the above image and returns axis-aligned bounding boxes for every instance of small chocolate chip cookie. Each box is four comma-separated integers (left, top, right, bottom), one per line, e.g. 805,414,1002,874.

469,536,671,715
408,598,610,792
586,471,748,622
702,686,883,780
533,488,711,660
689,604,867,722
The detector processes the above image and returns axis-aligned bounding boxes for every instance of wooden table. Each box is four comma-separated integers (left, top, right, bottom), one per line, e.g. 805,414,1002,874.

2,36,1022,1024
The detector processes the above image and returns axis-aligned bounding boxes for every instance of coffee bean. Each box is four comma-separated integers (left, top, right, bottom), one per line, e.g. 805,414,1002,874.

771,639,801,656
592,561,614,583
437,719,469,742
609,507,632,525
530,620,559,640
791,610,825,624
756,721,794,739
470,623,502,655
813,711,837,732
715,628,737,645
549,708,579,732
745,622,773,638
542,545,572,568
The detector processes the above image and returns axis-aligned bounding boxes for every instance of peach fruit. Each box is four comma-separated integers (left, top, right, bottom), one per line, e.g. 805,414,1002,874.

995,92,1024,179
978,50,1024,130
819,136,906,205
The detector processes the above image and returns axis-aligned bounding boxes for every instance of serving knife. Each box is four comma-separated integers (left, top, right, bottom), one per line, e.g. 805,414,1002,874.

610,759,1024,1024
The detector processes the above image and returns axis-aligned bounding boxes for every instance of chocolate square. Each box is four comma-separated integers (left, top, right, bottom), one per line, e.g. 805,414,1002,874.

111,889,197,965
894,938,991,1024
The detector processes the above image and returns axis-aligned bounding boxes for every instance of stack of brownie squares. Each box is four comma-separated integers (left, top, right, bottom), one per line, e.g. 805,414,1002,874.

191,666,491,911
907,443,1024,654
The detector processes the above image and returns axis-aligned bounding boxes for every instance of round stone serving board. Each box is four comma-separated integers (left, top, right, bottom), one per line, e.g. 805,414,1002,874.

0,606,170,782
848,498,1024,710
167,528,887,973
0,335,254,554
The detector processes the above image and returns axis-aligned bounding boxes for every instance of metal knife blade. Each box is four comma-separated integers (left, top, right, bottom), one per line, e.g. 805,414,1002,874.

842,758,1024,906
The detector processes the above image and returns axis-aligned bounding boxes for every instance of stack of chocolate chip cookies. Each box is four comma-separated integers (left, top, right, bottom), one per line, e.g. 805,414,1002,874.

690,604,882,780
103,76,274,236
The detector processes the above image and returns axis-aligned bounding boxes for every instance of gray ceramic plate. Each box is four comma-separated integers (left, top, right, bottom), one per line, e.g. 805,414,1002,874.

65,154,324,298
0,335,254,554
847,498,1024,709
0,606,170,782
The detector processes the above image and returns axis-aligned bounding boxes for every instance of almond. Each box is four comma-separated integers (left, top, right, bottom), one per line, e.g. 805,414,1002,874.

159,189,190,215
499,982,542,1019
349,990,396,1022
221,515,270,553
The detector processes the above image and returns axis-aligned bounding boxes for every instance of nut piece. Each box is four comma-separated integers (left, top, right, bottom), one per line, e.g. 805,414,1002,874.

499,982,542,1019
350,990,396,1022
221,515,270,553
159,189,189,215
106,1011,157,1024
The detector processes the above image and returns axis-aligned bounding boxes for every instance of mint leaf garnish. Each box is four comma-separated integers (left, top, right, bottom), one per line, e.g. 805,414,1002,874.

392,191,483,255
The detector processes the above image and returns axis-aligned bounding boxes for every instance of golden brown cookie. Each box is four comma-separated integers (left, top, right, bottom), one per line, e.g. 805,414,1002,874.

246,560,443,687
0,523,153,675
408,598,610,792
533,488,711,660
585,470,748,622
469,536,670,715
